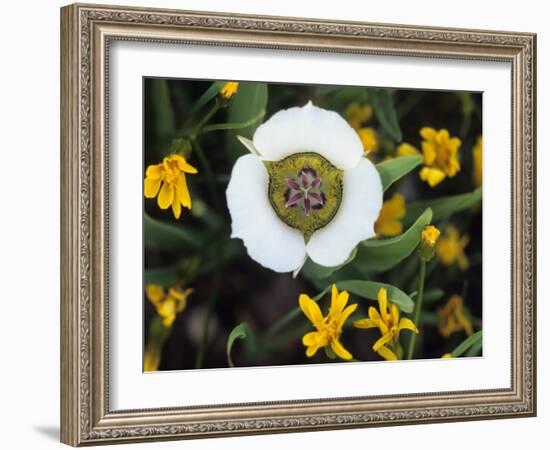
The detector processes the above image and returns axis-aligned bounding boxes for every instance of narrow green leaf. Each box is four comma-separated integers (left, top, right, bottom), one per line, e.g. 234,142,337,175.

202,109,265,133
144,213,204,252
236,135,261,156
404,188,482,226
353,208,432,273
335,280,414,313
188,81,224,117
225,83,268,160
150,79,175,139
465,336,483,357
369,89,402,141
451,330,482,357
226,322,254,367
377,155,423,191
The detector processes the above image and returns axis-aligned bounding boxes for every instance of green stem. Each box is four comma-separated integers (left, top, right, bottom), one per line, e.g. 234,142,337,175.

190,101,220,139
192,139,221,211
194,250,222,369
406,259,426,360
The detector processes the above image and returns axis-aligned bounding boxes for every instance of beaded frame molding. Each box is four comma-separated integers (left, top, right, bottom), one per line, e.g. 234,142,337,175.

60,3,536,446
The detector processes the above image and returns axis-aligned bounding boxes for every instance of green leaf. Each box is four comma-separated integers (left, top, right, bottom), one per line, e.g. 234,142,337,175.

202,109,266,133
369,89,402,141
144,213,204,252
301,248,357,280
188,81,224,117
335,280,414,313
150,79,175,139
225,83,268,160
377,155,423,191
226,322,255,367
404,187,482,226
451,330,482,357
465,336,483,357
144,266,179,287
353,208,433,273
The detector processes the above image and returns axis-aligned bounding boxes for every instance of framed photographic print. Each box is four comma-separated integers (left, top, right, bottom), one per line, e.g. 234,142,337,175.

60,3,537,446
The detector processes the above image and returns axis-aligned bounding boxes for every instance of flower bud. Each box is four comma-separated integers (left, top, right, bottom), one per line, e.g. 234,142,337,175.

419,225,440,261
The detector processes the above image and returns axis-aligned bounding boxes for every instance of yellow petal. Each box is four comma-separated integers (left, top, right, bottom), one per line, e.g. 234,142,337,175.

145,284,165,305
172,198,182,219
299,294,324,328
421,142,437,165
177,157,198,174
145,164,163,180
144,177,162,198
302,331,320,346
330,338,353,360
157,182,174,209
375,218,403,237
419,167,446,187
377,345,398,361
336,303,358,330
436,128,450,144
353,318,378,329
396,143,420,157
175,174,192,209
373,333,392,351
398,317,419,334
158,300,176,327
368,306,382,322
306,344,320,358
357,127,379,152
391,304,400,324
377,288,388,319
449,137,462,152
331,287,349,316
382,193,405,219
420,127,437,142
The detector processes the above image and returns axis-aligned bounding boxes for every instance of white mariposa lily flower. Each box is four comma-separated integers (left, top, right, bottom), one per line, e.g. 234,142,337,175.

226,102,383,273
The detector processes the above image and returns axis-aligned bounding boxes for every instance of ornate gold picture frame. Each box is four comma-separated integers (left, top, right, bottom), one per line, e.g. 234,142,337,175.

60,3,536,446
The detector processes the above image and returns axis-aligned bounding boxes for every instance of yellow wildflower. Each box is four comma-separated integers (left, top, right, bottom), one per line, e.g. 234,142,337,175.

397,128,462,187
375,193,406,237
473,135,482,187
145,284,193,328
345,102,373,130
438,294,474,338
354,288,418,361
419,127,462,187
143,347,161,372
220,81,239,99
421,225,440,248
300,284,357,360
144,154,198,219
357,127,379,154
436,225,469,270
441,353,453,359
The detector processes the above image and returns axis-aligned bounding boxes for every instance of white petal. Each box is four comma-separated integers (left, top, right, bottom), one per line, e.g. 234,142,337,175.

226,154,307,273
253,102,363,170
306,158,383,267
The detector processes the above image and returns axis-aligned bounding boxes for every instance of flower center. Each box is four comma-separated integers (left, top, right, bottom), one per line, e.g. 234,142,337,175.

267,152,343,239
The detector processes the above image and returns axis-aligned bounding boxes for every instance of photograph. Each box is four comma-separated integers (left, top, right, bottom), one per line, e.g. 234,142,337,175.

142,79,483,371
